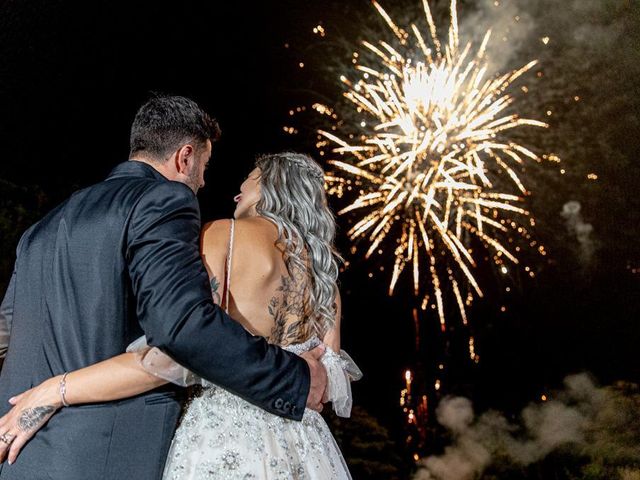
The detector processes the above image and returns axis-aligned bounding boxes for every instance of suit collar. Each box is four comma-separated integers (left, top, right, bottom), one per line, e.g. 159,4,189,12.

106,160,168,182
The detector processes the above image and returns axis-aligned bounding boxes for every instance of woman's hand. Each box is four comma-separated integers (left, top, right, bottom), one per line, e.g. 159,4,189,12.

0,376,63,465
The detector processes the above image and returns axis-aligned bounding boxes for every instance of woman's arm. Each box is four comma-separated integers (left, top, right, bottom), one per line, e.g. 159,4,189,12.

200,219,231,308
319,290,363,418
10,351,168,412
322,290,342,352
0,352,168,464
55,352,169,405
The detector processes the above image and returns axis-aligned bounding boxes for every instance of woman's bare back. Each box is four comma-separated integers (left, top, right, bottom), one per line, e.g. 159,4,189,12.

201,217,313,346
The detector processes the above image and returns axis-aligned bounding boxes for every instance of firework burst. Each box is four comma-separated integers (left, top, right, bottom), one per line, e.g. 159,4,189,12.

320,0,548,329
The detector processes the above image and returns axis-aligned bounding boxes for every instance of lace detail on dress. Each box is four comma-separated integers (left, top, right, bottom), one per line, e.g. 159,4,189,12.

281,336,322,356
159,336,359,479
163,386,351,480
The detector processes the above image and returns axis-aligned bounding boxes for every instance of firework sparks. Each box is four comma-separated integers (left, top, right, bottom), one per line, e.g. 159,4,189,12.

321,0,548,329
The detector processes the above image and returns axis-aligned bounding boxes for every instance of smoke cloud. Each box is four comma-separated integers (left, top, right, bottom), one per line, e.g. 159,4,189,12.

561,200,594,265
457,0,537,73
413,373,640,480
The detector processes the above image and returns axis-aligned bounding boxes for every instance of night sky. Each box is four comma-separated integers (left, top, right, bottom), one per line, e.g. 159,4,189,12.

0,0,638,470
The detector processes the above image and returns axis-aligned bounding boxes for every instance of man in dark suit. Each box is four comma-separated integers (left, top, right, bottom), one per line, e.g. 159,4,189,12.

0,95,327,479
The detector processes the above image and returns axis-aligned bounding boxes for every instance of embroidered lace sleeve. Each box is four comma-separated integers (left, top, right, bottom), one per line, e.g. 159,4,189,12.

127,336,205,387
320,346,363,418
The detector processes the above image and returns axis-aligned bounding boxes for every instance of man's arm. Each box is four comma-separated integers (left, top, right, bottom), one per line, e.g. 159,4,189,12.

126,181,311,420
0,257,18,373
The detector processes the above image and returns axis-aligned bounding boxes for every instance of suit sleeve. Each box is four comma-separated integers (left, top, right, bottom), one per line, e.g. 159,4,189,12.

126,181,310,420
0,229,27,365
0,267,15,361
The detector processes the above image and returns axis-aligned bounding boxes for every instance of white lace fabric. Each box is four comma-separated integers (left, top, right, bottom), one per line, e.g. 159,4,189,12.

127,336,359,479
164,384,350,480
320,346,363,418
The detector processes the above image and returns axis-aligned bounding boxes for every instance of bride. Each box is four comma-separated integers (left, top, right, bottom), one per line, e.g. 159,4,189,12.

0,152,361,479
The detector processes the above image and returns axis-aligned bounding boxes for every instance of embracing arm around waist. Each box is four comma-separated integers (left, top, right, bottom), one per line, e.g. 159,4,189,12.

28,352,168,408
126,181,309,419
0,352,168,465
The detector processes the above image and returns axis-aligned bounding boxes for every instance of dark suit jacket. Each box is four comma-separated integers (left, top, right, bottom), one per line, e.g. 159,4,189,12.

0,161,310,480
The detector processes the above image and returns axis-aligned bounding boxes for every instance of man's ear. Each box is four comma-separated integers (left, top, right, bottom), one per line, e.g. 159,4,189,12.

175,144,195,175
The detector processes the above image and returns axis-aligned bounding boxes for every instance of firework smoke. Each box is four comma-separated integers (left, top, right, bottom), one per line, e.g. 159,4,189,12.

457,0,536,73
414,373,640,480
561,200,594,265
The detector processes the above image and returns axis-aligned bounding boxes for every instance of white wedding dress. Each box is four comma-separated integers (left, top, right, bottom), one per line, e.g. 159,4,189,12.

128,220,362,479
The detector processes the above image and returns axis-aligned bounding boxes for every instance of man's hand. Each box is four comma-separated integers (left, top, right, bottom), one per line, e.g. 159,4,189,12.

300,345,327,413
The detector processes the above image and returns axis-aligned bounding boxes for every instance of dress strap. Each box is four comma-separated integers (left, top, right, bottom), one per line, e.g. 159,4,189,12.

224,219,235,314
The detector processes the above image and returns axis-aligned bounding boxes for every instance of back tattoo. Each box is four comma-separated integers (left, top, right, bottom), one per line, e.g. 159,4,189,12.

268,268,313,346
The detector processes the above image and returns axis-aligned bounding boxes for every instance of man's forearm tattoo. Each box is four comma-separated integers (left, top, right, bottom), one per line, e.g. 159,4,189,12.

210,276,222,305
18,406,55,432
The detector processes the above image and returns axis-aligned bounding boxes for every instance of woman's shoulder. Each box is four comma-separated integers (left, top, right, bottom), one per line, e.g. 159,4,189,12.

236,216,277,232
236,217,280,249
202,218,232,233
202,217,277,246
202,218,232,239
201,219,234,256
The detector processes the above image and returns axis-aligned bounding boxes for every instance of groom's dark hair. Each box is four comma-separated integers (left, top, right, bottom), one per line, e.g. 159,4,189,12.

129,94,221,161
